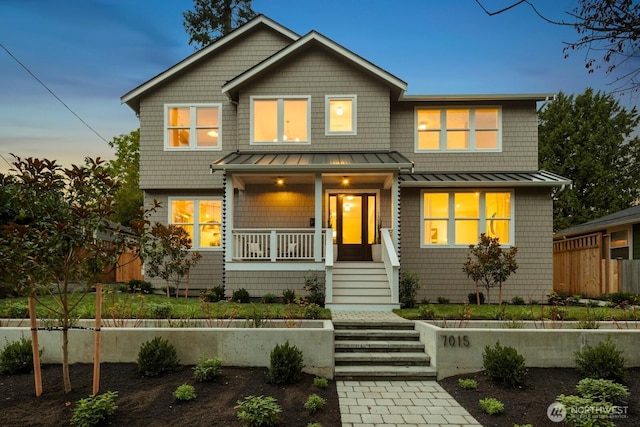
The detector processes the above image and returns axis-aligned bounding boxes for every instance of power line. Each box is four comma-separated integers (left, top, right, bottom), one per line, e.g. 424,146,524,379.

0,41,109,144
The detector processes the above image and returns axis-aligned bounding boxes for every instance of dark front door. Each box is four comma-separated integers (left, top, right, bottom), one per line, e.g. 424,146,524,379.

335,194,375,261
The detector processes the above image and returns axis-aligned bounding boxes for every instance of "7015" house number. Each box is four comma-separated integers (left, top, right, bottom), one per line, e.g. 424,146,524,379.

441,335,470,347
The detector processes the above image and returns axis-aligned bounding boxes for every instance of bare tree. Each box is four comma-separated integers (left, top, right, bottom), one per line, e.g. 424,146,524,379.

475,0,640,93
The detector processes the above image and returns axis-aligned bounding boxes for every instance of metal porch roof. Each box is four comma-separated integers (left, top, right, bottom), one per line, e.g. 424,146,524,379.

399,170,571,187
210,151,414,172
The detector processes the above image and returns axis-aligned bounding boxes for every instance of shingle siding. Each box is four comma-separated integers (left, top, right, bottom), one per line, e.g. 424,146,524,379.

400,187,553,303
390,100,539,171
139,28,293,190
236,49,391,151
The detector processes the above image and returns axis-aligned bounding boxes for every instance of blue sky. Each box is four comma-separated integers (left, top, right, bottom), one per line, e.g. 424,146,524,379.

0,0,621,173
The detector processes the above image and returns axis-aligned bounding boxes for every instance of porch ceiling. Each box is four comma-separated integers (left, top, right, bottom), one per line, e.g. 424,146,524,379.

211,151,414,172
399,170,571,187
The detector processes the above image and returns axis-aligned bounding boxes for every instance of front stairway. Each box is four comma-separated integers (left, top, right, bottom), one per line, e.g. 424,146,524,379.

327,262,398,311
333,320,436,380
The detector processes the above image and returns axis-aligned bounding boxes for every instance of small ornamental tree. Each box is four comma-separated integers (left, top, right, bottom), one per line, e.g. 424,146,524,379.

142,223,202,298
0,156,146,393
463,234,518,304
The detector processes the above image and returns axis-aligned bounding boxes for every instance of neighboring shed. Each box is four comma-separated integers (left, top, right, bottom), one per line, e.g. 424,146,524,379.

553,205,640,297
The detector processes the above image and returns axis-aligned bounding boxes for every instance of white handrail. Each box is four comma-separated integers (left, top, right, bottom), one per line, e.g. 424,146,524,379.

381,228,400,304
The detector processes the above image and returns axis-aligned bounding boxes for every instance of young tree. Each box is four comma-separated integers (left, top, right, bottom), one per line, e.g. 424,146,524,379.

539,88,640,231
183,0,257,49
107,129,142,226
142,223,202,298
0,156,141,392
463,234,518,305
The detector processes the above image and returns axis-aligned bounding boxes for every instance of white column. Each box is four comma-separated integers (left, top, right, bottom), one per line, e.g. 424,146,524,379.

314,173,322,262
225,173,234,262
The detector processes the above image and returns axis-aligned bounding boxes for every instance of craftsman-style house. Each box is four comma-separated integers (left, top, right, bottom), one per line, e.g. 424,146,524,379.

121,15,569,310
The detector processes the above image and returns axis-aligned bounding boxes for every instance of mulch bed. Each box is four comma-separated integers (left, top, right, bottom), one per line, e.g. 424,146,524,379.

439,367,640,426
0,363,341,426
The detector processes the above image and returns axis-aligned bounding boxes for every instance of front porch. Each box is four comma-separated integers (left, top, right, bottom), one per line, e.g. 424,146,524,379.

211,151,413,310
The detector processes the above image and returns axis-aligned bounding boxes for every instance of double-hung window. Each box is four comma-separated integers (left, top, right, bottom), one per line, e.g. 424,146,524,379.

610,229,630,259
415,107,500,151
165,104,221,150
169,198,222,249
326,95,356,135
422,191,512,247
251,96,310,143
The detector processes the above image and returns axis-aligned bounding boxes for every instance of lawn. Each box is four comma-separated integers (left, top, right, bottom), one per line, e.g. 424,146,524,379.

0,290,331,321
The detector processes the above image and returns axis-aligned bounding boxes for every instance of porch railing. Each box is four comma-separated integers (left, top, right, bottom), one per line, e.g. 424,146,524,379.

232,228,322,261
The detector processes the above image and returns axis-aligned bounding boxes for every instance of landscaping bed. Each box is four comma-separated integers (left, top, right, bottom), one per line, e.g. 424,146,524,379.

440,367,640,427
0,363,341,426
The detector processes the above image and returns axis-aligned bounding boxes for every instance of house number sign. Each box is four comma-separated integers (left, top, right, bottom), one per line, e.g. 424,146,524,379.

441,335,470,347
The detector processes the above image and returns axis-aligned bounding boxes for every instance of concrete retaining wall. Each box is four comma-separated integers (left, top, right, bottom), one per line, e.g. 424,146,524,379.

415,321,640,380
0,320,334,379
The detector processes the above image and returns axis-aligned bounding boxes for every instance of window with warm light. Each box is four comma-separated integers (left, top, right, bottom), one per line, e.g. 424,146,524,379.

251,96,310,143
169,198,222,249
422,191,512,247
610,229,630,259
165,104,221,150
326,95,356,135
415,107,500,151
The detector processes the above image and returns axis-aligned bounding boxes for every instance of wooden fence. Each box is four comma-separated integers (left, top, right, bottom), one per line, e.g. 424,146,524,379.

115,252,143,282
620,260,640,295
553,233,619,297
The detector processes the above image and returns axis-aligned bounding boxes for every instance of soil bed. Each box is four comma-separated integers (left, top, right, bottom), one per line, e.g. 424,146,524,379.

0,363,340,426
440,367,640,427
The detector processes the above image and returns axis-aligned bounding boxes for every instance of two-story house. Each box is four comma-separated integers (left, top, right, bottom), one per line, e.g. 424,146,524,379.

121,15,569,310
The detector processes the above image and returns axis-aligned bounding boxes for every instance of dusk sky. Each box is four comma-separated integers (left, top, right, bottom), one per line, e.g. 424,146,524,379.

0,0,626,173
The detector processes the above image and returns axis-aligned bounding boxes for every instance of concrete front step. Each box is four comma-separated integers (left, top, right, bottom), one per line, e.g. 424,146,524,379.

335,352,431,366
326,302,400,311
335,340,426,352
334,365,437,380
334,329,420,341
331,296,394,304
332,279,389,288
332,287,391,297
333,320,415,330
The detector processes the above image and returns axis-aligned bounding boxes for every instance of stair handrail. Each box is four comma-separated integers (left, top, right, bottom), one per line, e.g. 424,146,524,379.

381,228,400,304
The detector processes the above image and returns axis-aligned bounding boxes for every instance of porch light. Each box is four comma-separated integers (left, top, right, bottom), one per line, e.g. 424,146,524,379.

342,176,349,186
275,177,285,186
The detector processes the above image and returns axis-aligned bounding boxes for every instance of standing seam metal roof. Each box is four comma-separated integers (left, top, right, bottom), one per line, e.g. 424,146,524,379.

399,170,571,187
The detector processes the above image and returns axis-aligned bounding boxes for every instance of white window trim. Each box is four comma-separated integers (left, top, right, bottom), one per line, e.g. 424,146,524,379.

414,106,502,153
325,95,357,135
609,227,631,259
420,189,514,248
168,197,223,251
164,103,222,151
250,95,311,145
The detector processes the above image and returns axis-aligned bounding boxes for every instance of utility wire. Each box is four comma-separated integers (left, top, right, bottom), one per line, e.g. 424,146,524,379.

0,41,109,144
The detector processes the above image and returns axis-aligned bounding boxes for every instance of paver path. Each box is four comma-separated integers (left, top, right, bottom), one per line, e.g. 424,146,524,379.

332,312,481,426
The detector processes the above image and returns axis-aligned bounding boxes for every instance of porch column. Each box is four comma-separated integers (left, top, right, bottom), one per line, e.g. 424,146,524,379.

314,173,322,262
392,172,400,253
224,173,234,263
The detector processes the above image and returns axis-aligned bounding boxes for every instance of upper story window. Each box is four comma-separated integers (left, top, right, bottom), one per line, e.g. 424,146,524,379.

415,107,501,152
165,104,221,150
422,190,512,247
169,198,222,249
251,96,310,144
326,95,356,135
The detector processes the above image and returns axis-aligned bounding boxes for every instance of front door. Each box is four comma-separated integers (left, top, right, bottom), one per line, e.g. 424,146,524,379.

331,194,376,261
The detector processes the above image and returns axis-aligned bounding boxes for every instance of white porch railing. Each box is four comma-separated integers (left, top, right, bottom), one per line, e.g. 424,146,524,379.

381,228,400,304
232,229,323,261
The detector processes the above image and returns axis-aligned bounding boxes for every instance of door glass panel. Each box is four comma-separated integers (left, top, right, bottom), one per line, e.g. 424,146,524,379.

329,195,337,244
368,195,376,244
342,195,362,244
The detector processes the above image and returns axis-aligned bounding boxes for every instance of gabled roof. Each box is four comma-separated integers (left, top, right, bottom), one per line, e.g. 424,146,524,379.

121,15,299,112
555,204,640,238
210,151,414,172
221,31,408,101
399,170,571,187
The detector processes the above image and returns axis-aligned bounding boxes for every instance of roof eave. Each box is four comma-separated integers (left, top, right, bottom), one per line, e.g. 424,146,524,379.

400,180,570,188
221,31,407,100
120,15,300,112
211,163,414,172
400,93,556,103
